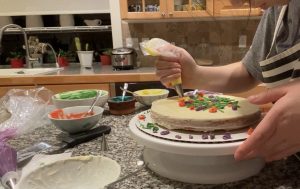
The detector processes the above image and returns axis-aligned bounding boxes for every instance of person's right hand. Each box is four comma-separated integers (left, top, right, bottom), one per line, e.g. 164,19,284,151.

155,44,198,89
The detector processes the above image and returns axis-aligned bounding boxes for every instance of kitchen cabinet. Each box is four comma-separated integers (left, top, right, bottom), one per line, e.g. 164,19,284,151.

120,0,213,20
213,0,262,17
120,0,262,20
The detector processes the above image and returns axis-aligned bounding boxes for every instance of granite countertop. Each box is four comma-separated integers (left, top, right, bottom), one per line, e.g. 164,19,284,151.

8,104,300,189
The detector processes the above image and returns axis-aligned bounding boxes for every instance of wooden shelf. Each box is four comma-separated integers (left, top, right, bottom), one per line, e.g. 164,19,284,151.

3,26,112,34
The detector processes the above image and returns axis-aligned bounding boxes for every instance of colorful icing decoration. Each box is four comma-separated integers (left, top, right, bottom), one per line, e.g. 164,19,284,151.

141,123,159,133
209,133,215,140
202,133,209,140
138,114,146,120
247,127,254,135
175,135,182,139
223,132,232,140
160,130,170,135
178,93,240,113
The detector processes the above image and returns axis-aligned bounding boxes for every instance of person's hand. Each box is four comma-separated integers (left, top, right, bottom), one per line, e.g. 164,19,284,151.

235,80,300,162
155,44,198,89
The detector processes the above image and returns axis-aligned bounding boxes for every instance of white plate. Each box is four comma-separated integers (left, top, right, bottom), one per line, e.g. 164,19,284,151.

16,156,120,189
135,110,253,144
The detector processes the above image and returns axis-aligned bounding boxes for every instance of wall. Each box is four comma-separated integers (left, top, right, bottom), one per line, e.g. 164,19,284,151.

122,18,260,67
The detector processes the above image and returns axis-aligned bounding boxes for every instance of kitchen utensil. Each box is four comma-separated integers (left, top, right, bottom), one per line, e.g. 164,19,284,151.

77,51,94,68
83,90,102,117
129,111,265,184
17,142,52,167
74,37,81,51
52,125,111,154
140,38,184,97
105,152,147,189
16,155,120,189
17,126,111,165
101,133,108,151
121,83,129,101
52,89,109,109
111,47,137,70
49,106,104,134
107,96,136,115
133,89,169,106
120,86,139,96
0,142,18,189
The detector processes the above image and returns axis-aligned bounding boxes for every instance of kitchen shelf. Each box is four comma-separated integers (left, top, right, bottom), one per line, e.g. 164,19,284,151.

3,25,112,34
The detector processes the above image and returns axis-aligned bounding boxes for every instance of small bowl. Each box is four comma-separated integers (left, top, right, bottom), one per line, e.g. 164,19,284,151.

108,96,135,115
134,89,169,106
52,89,109,109
48,106,104,134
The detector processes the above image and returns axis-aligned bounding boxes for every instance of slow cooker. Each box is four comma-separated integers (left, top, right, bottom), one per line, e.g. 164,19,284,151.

111,47,137,70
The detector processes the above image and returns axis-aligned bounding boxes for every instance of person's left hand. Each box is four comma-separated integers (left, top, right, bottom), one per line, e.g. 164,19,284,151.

234,80,300,162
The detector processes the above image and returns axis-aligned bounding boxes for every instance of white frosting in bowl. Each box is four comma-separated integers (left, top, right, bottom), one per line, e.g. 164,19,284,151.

16,156,120,189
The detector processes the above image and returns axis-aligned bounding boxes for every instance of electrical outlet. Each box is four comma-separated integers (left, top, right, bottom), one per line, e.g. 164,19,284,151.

239,35,247,48
125,38,133,48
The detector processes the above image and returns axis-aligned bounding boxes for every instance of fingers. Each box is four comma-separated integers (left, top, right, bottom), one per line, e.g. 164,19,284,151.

234,103,282,161
155,58,181,87
157,44,182,59
248,87,286,105
266,144,300,162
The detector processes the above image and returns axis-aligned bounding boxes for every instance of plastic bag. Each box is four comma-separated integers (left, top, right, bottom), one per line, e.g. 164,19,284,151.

0,87,54,141
140,38,182,86
140,38,178,57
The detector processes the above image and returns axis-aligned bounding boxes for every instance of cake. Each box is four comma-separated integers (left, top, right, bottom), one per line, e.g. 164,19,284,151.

150,93,261,131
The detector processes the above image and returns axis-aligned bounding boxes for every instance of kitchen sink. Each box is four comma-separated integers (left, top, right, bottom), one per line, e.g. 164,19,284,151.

0,68,62,76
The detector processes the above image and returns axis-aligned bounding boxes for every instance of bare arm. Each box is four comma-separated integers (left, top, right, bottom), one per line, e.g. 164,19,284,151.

193,62,259,93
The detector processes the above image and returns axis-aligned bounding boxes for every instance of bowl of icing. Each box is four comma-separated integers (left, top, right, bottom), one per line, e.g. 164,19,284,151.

107,96,136,115
16,156,121,189
52,89,109,109
134,89,169,106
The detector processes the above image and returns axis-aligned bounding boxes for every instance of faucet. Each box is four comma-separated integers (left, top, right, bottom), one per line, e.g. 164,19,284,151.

0,24,39,68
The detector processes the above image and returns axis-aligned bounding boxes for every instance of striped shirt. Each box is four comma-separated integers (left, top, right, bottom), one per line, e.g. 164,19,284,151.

242,0,300,83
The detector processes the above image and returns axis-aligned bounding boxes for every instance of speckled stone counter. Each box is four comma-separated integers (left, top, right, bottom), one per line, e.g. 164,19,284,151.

8,104,300,189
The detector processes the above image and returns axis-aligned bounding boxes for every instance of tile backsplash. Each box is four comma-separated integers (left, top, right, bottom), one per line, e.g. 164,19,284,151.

122,19,260,67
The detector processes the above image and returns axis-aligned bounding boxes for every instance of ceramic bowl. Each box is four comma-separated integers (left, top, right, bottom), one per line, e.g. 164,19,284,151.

16,156,121,189
52,89,109,109
107,96,136,115
48,106,104,134
134,89,169,106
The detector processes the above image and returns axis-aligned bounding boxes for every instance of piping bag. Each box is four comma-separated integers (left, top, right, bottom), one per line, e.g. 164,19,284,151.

140,38,184,97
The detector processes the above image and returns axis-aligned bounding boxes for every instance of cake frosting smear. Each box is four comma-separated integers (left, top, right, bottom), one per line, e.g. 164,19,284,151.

151,93,261,131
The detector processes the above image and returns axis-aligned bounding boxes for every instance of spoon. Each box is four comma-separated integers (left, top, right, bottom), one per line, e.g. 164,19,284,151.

104,152,147,189
121,83,128,101
120,87,139,96
84,90,102,117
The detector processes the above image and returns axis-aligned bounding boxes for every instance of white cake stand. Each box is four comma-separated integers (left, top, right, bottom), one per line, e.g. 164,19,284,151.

129,110,265,184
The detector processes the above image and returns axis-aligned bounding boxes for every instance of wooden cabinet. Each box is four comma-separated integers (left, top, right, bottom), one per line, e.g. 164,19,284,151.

213,0,262,17
120,0,213,20
120,0,262,20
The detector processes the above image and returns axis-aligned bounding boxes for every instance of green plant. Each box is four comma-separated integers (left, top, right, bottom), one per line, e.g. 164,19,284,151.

9,51,25,59
101,48,112,56
58,49,68,57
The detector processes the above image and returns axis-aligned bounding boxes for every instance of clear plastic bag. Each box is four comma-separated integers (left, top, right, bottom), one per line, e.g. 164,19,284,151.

140,38,177,58
140,38,182,86
0,87,54,142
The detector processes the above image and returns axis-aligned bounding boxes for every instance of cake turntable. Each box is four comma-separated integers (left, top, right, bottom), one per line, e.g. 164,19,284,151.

129,110,265,184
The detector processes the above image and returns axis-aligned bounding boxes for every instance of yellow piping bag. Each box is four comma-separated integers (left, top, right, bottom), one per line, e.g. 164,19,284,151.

140,38,183,97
